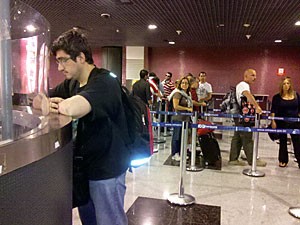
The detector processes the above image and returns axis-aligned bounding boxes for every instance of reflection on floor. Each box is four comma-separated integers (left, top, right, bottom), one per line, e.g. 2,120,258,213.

163,154,222,170
126,196,220,225
73,129,300,225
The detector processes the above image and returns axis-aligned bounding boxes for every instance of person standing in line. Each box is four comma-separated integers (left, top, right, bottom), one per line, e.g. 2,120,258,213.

168,77,193,161
197,71,213,103
162,72,175,98
33,29,130,225
271,77,300,168
132,69,152,106
189,76,206,112
148,72,163,108
161,72,176,123
228,68,267,167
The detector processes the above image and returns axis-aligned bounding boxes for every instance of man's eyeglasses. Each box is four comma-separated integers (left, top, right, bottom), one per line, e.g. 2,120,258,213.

56,57,71,66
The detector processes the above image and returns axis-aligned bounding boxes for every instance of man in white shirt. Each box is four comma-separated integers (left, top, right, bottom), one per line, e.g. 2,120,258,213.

197,71,212,102
229,69,266,167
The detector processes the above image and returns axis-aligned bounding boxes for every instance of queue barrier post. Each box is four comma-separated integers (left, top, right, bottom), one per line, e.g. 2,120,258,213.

243,113,265,177
289,207,300,219
186,111,204,172
153,101,166,144
162,99,172,137
168,121,195,205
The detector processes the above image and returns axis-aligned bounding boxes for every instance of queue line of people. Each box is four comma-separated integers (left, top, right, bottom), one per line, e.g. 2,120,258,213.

163,69,300,169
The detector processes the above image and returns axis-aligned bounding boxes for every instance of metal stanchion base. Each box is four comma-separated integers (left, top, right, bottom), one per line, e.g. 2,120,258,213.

186,165,204,172
289,207,300,219
162,132,172,137
167,193,195,206
153,138,166,143
242,168,265,177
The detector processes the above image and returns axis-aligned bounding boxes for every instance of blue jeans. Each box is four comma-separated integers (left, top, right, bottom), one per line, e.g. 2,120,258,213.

78,172,128,225
172,126,182,156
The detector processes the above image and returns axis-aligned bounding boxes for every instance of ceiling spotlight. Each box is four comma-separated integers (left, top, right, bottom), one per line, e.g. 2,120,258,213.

274,40,282,43
218,24,225,27
295,21,300,26
245,34,251,39
243,23,250,27
168,41,175,45
148,24,157,30
100,13,111,19
116,29,120,33
176,30,182,35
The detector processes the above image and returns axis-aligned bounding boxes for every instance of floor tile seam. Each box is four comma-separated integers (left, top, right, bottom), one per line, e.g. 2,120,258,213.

254,186,297,207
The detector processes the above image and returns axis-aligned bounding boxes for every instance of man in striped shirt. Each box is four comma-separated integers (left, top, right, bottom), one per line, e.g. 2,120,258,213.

162,72,176,124
162,72,175,98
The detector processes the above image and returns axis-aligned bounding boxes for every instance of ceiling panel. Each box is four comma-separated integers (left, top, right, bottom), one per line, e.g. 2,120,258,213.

17,0,300,47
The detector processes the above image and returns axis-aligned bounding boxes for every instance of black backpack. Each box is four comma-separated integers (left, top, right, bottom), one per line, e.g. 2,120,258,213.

220,86,240,114
120,86,153,170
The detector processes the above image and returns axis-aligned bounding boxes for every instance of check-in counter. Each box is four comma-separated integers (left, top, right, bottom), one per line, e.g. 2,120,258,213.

0,108,73,225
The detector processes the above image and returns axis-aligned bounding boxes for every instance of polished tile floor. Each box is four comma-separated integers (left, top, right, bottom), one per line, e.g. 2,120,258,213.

73,124,300,225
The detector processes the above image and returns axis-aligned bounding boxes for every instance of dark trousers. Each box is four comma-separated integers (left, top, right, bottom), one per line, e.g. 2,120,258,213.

277,121,300,165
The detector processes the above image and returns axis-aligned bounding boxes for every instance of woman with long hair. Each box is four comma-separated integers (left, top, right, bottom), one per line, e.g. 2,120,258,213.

169,77,193,161
271,77,300,168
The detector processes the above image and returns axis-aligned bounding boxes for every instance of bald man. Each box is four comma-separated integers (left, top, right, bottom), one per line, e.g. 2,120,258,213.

228,69,267,167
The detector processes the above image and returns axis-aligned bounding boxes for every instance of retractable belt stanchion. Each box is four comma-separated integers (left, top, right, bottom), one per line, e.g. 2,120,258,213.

243,113,265,177
186,111,204,172
163,99,172,137
289,207,300,219
153,101,166,144
168,121,195,205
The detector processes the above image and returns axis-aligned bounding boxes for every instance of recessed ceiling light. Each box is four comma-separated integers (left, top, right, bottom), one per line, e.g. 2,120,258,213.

116,29,120,33
243,23,250,27
274,40,282,43
148,24,157,30
219,24,225,27
295,21,300,26
168,41,175,45
100,13,111,19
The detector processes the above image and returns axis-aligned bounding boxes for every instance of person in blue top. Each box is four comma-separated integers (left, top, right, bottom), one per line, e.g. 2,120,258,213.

271,76,300,168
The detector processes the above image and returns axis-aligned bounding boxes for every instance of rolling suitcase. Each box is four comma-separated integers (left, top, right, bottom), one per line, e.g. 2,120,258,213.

198,133,221,166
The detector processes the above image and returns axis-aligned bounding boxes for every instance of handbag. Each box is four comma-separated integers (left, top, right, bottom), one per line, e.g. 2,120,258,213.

197,119,214,136
73,155,90,208
267,124,280,141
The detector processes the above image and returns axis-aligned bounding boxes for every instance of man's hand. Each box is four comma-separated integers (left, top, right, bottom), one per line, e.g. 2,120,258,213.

49,97,64,114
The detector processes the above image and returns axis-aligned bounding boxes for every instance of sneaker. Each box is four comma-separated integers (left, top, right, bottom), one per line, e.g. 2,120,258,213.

172,153,181,162
240,150,247,161
255,159,267,167
228,160,246,166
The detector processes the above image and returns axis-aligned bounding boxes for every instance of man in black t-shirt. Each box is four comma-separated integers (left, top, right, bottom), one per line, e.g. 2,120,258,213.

34,29,129,225
132,69,152,106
